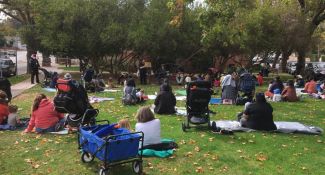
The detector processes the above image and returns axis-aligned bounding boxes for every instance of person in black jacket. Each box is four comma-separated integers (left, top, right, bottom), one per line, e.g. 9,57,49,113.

240,93,277,131
154,84,176,114
0,77,12,103
30,54,40,84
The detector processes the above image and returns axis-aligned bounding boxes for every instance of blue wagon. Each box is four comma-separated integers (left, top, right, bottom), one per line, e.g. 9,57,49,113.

78,123,144,175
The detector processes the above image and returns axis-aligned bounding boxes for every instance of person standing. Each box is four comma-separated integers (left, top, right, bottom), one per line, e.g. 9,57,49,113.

139,60,147,85
30,54,40,84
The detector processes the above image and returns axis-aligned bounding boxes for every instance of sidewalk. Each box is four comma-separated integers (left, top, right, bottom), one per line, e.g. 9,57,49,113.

11,62,63,98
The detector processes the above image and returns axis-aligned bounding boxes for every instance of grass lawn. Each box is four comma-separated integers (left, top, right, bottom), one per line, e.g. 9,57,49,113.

0,79,324,175
8,74,30,85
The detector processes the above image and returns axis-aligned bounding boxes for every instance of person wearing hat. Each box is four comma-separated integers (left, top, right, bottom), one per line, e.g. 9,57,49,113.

239,93,277,131
294,75,305,88
30,54,40,84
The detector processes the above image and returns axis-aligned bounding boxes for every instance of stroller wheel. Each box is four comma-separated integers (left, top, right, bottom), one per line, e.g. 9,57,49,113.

182,122,187,132
81,152,94,163
132,161,143,174
99,168,109,175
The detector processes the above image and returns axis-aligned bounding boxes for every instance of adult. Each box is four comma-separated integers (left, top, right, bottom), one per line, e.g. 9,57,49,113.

135,106,161,146
281,80,298,102
175,72,184,85
240,93,277,131
154,84,176,114
294,75,305,88
122,76,138,103
0,90,9,125
30,54,40,84
24,94,64,133
303,78,317,94
0,77,12,103
139,59,147,85
265,76,284,98
221,71,238,104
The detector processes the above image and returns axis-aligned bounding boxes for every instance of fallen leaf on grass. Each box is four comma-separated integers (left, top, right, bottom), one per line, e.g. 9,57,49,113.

14,141,19,145
195,167,204,173
236,150,243,153
32,163,40,169
194,146,200,152
185,152,193,157
208,137,214,142
301,167,307,170
24,159,32,163
179,140,186,145
188,139,196,144
316,140,322,143
256,153,268,162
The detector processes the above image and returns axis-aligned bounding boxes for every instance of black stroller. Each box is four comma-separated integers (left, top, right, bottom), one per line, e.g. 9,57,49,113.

182,81,213,132
39,67,57,88
54,78,98,127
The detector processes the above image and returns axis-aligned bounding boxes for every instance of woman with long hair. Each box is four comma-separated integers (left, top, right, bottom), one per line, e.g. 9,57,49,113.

24,94,65,133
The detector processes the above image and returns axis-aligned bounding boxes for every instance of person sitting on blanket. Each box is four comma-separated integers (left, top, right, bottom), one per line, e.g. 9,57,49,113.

7,105,21,128
294,75,305,88
281,80,299,102
116,119,132,131
24,94,65,133
303,77,317,94
0,90,9,125
154,84,176,114
239,93,277,131
265,76,284,98
107,77,116,89
135,106,161,147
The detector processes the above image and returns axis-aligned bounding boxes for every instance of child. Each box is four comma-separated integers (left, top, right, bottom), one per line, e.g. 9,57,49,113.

136,89,145,102
117,119,131,130
257,72,263,86
107,77,115,89
184,74,192,88
7,105,20,128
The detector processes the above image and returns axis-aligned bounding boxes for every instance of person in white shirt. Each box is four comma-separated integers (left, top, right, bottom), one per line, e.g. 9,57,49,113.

135,106,161,146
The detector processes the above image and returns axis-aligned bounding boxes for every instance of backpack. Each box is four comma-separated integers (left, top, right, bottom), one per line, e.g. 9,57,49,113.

122,87,137,105
239,73,255,93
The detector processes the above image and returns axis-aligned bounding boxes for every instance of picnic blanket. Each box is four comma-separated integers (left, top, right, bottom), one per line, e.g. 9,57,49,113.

50,128,69,135
210,98,222,105
175,90,186,96
42,88,57,92
103,89,121,93
210,120,323,135
89,96,115,104
140,139,175,158
147,95,186,101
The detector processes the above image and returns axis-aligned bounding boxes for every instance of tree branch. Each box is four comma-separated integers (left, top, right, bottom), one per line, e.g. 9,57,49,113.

0,8,23,22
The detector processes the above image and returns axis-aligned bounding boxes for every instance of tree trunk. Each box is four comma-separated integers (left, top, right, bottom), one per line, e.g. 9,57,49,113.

42,52,51,67
296,50,306,75
281,51,290,73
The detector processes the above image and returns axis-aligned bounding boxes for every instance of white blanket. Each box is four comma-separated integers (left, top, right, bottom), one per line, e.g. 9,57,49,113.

210,120,323,135
147,95,186,101
103,89,121,92
89,96,115,103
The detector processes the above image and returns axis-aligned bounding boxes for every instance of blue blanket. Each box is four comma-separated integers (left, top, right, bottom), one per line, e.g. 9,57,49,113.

140,139,175,158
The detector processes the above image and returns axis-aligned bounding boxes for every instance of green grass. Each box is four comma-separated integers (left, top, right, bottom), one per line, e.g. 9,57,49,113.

8,74,30,85
0,80,324,175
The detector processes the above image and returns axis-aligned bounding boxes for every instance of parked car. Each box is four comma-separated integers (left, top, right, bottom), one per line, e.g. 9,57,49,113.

7,50,16,56
0,58,16,77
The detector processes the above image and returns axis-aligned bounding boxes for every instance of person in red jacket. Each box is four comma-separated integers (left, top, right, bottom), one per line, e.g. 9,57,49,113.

24,94,65,133
0,90,9,125
257,72,264,86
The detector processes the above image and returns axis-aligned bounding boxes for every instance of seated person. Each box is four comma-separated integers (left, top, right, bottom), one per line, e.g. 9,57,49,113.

91,74,105,92
7,105,21,128
294,75,305,88
154,84,176,114
239,93,277,131
49,72,59,88
0,90,9,125
136,89,146,102
24,94,65,133
117,119,131,131
135,106,161,147
184,74,192,88
123,77,137,97
281,80,298,102
303,78,317,94
0,77,12,103
107,77,116,89
265,76,284,98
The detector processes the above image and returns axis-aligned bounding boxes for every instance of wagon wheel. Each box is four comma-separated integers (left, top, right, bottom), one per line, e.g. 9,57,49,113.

81,152,94,163
99,168,109,175
132,161,143,174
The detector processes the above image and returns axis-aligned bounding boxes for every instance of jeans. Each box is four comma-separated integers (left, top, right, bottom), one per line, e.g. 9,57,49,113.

35,119,65,133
